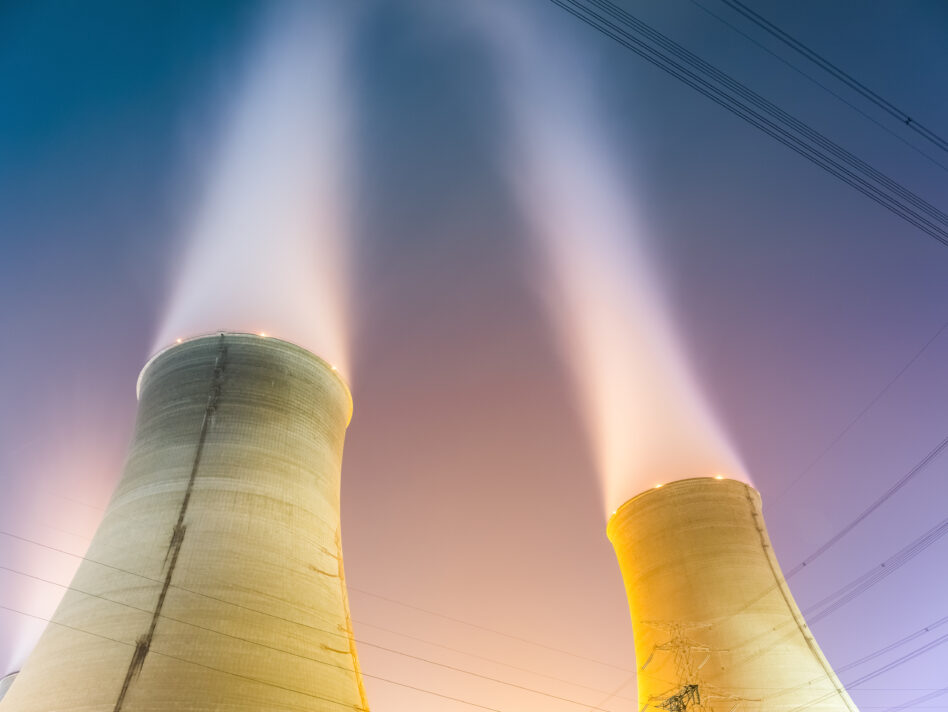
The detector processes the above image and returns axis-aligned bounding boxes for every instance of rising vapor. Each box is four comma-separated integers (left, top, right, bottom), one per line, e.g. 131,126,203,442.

471,4,747,513
153,1,354,375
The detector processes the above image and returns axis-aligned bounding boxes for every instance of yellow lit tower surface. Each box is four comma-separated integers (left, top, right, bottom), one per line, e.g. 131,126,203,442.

2,333,369,711
607,477,859,712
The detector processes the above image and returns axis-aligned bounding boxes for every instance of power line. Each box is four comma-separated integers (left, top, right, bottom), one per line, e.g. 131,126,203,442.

804,516,948,623
0,527,634,678
713,511,948,675
548,0,948,604
0,560,626,712
580,0,948,226
580,672,636,712
769,615,948,703
775,317,948,504
837,614,948,674
355,506,948,707
548,0,948,247
357,548,948,709
715,0,948,155
3,597,525,712
729,615,948,709
351,618,639,701
0,537,634,711
0,535,643,701
783,629,948,712
348,586,634,672
14,495,932,703
7,426,945,704
882,687,948,712
5,515,944,710
683,0,948,173
0,597,533,712
0,564,383,696
785,430,948,579
846,631,948,688
0,602,368,712
14,479,934,707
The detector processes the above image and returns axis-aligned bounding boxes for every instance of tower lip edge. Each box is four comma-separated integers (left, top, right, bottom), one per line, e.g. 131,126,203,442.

136,332,353,421
606,476,760,541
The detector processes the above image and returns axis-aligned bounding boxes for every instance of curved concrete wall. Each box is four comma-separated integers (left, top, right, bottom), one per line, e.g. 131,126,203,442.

2,333,369,711
608,477,858,712
0,674,17,702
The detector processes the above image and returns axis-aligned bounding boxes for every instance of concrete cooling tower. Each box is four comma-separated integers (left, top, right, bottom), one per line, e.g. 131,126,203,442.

608,477,858,712
2,333,369,711
0,674,17,703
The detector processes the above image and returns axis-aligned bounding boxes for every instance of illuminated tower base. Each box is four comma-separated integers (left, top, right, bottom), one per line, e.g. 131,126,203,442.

608,477,858,712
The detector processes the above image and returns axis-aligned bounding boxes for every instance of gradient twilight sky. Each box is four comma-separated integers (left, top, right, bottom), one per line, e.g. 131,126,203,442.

1,1,947,711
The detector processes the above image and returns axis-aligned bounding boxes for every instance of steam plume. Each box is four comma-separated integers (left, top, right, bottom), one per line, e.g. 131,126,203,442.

473,5,747,513
153,1,354,374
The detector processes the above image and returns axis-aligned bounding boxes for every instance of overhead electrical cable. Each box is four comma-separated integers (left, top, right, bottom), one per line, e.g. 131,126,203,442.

0,520,626,697
715,0,948,155
881,686,948,712
836,614,948,673
9,448,945,706
0,602,368,712
682,0,948,173
0,562,629,712
803,515,948,623
0,529,628,673
722,515,948,669
348,585,634,672
0,560,631,712
775,317,948,504
351,618,638,699
579,0,948,226
784,630,948,711
11,494,944,697
845,631,948,688
726,513,948,662
0,600,533,712
0,534,643,708
745,615,948,704
548,0,948,247
0,527,635,675
4,525,943,710
785,430,948,578
578,673,637,712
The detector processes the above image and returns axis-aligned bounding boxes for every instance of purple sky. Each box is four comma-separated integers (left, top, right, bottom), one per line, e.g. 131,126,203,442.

1,1,946,710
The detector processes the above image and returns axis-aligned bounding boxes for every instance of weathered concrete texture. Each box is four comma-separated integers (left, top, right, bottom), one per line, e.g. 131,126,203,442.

608,477,858,712
2,333,369,711
0,673,17,702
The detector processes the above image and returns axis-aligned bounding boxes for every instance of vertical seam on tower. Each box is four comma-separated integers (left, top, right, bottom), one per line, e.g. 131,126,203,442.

113,334,228,712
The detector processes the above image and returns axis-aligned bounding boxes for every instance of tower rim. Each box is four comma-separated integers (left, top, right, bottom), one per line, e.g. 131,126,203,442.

137,332,352,419
606,476,761,541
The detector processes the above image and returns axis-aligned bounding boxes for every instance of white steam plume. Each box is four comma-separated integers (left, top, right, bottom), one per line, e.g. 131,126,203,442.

153,1,353,374
471,4,747,514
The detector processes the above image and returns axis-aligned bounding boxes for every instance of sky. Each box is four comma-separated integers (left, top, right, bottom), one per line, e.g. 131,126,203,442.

1,1,946,711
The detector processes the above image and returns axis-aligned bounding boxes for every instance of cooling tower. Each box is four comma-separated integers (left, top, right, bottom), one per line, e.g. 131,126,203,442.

0,673,16,702
2,333,369,711
608,477,858,712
